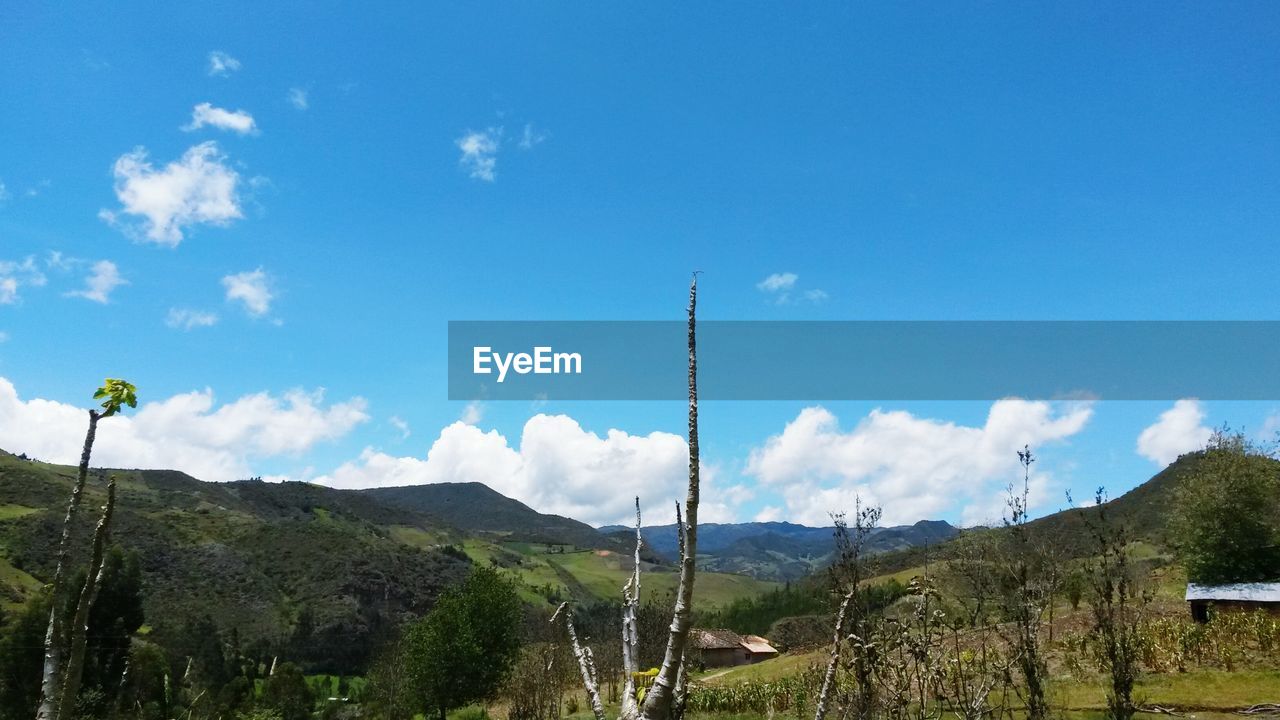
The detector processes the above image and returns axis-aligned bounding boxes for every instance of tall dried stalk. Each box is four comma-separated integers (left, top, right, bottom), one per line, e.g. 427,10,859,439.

639,274,701,720
36,409,102,720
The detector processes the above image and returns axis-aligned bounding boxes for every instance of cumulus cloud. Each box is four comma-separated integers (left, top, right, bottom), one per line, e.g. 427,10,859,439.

207,51,241,76
1136,399,1212,467
101,142,242,246
745,400,1093,526
222,268,273,317
287,87,309,110
166,307,219,330
456,127,502,182
64,260,126,303
0,377,368,482
183,103,257,135
0,257,47,304
311,414,740,526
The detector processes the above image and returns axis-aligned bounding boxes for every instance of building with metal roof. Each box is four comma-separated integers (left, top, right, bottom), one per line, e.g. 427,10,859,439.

1185,582,1280,622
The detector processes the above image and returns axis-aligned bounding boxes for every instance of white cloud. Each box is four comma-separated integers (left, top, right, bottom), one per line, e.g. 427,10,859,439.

0,181,8,202
183,103,257,135
207,51,241,77
456,127,502,182
460,401,484,425
745,400,1093,526
101,142,242,246
166,307,219,330
389,415,411,440
754,506,783,522
518,124,546,150
65,260,126,303
0,377,368,482
757,272,798,293
311,414,739,526
0,257,47,304
756,272,827,305
1136,399,1212,467
287,87,309,110
222,268,273,317
0,331,8,343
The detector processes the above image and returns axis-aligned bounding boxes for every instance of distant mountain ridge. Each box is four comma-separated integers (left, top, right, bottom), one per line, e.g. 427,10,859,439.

600,519,959,581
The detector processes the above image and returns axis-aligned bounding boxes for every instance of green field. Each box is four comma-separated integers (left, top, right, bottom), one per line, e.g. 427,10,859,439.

394,535,780,608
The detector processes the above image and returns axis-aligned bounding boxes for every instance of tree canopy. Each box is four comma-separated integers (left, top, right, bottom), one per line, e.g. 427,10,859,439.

404,565,524,720
1173,430,1280,584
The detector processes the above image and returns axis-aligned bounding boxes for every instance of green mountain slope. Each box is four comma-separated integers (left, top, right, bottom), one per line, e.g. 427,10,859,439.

871,450,1274,575
0,449,777,671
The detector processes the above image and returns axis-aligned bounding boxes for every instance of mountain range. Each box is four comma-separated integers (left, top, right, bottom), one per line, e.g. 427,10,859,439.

600,520,959,581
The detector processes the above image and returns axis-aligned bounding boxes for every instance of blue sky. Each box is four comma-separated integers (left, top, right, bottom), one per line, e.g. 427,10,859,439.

1,2,1278,527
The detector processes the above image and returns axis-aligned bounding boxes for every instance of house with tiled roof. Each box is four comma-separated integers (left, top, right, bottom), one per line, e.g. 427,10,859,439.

689,628,779,668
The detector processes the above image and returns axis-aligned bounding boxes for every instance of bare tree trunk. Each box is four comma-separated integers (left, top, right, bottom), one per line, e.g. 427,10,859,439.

814,587,855,720
553,603,607,720
672,649,689,720
36,409,101,720
57,477,117,720
641,274,700,720
621,498,643,720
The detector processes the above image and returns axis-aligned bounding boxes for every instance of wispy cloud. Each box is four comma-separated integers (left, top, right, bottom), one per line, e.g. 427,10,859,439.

756,272,828,305
460,401,484,425
518,124,547,150
389,415,411,440
183,103,257,135
207,51,241,77
64,260,126,303
287,87,309,111
100,142,243,246
456,127,502,182
757,272,798,294
0,257,47,305
166,308,219,330
222,268,273,317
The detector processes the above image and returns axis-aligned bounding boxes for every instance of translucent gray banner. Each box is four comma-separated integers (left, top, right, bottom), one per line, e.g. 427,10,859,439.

447,321,1280,400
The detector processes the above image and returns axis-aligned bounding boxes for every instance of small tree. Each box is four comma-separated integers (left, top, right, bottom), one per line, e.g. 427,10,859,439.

997,446,1052,720
262,662,313,720
1172,429,1280,584
404,565,524,720
814,501,881,720
1075,488,1141,720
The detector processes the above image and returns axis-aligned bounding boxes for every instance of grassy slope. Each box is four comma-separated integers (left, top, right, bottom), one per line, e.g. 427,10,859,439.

0,450,472,657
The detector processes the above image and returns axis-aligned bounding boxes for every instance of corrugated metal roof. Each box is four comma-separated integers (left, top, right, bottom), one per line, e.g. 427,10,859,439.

1185,582,1280,602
